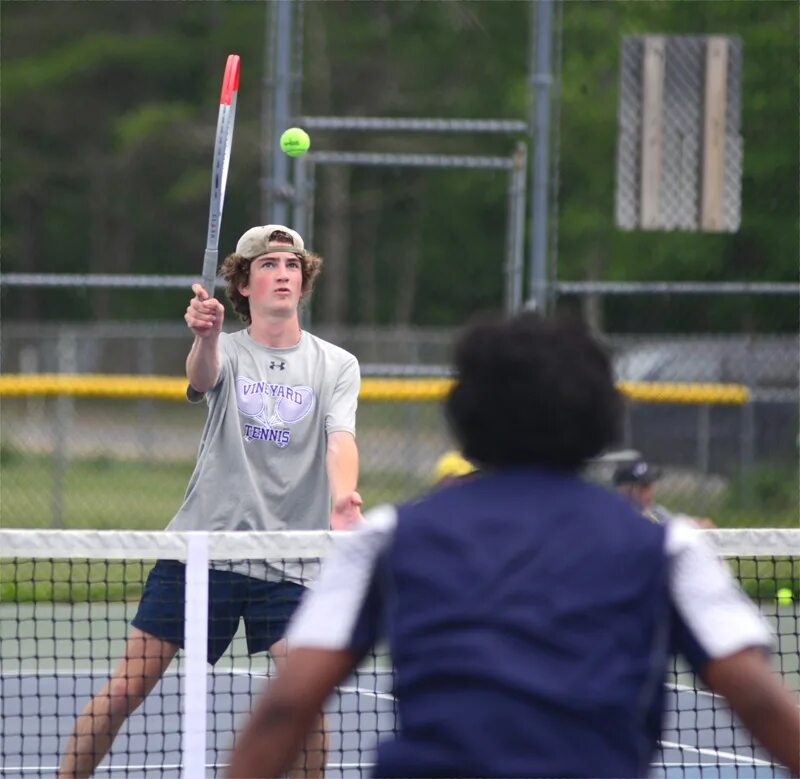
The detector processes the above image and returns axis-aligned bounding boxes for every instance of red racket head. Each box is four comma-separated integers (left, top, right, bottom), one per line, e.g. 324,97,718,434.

220,55,241,106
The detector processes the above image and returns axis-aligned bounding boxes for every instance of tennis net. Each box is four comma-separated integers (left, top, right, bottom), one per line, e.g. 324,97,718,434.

0,528,797,779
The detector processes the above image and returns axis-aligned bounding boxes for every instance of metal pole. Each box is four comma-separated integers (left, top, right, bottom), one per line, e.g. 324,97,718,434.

53,331,77,528
294,154,312,330
504,167,516,315
271,0,293,224
505,143,528,314
137,337,155,460
528,0,554,312
260,2,277,222
306,160,317,250
740,400,755,503
697,404,710,475
512,143,528,313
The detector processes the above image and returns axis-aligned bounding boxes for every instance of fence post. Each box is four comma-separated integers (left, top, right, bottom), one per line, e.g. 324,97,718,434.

505,143,528,314
739,398,755,506
52,331,77,528
137,336,155,460
623,401,633,449
696,403,710,475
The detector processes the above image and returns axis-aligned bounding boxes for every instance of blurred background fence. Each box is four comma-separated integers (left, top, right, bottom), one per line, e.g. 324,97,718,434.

1,1,797,530
1,310,797,529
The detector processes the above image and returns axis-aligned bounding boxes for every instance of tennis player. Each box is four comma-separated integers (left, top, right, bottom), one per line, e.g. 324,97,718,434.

614,458,716,528
58,225,361,779
227,311,799,779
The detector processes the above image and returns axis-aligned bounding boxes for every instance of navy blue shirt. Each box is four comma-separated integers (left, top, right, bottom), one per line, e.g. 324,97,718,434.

288,468,770,778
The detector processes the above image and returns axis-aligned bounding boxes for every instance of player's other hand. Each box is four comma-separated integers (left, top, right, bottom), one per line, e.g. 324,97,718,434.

186,283,224,338
331,491,363,531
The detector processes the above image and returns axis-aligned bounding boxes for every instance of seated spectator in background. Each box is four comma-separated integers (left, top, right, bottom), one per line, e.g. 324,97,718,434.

433,449,476,485
613,459,716,528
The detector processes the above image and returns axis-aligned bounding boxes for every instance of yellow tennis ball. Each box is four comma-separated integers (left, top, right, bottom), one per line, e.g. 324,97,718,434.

280,127,310,157
777,587,793,605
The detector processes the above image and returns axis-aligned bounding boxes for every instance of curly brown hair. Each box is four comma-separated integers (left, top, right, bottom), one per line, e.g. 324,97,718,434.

218,248,323,324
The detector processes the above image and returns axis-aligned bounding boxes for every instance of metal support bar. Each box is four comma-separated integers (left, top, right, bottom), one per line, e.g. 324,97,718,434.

297,116,528,133
270,0,294,224
528,0,554,312
4,276,797,295
505,143,528,314
0,274,215,289
554,281,800,295
307,151,513,170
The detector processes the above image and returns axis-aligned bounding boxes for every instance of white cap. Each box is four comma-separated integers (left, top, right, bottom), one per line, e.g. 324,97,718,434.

235,224,305,258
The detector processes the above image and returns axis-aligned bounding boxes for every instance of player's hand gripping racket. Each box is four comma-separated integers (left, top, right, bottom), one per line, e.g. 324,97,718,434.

201,54,240,298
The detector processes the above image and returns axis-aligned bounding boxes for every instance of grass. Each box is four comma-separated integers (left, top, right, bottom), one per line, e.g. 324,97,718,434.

1,448,796,603
0,451,432,603
3,447,796,530
1,452,195,530
1,559,148,603
0,449,430,530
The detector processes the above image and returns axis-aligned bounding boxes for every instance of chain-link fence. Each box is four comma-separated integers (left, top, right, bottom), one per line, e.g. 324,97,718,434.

1,321,796,530
1,2,797,532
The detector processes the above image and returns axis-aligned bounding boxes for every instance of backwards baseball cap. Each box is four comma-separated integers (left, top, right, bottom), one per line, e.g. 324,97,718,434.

235,224,305,259
613,459,662,486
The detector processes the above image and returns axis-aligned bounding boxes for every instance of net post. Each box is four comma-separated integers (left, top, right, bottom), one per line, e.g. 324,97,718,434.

183,532,209,778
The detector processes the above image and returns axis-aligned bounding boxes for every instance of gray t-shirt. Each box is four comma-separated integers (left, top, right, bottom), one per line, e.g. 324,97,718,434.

168,329,359,580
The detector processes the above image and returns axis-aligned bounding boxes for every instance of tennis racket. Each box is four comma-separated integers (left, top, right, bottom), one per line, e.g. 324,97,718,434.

201,54,240,298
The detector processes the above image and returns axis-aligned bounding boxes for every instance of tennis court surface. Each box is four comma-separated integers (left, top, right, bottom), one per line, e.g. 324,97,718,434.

1,528,797,778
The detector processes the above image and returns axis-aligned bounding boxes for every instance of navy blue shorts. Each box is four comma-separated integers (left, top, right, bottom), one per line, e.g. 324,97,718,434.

131,560,306,665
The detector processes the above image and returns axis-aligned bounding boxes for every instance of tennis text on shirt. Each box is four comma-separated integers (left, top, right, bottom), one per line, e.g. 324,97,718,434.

236,377,315,447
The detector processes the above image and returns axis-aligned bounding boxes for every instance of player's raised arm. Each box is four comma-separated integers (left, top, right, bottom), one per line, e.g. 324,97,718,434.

185,282,224,393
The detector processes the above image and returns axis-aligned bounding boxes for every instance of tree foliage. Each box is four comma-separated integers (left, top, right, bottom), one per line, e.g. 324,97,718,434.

1,1,796,331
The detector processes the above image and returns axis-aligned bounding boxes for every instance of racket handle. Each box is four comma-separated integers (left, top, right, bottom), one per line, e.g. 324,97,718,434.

201,248,219,298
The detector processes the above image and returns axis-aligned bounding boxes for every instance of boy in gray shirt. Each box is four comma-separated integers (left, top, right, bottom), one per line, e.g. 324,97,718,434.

59,225,360,779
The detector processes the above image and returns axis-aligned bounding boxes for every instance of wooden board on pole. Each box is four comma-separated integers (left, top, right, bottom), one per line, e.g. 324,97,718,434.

640,36,666,229
701,36,729,231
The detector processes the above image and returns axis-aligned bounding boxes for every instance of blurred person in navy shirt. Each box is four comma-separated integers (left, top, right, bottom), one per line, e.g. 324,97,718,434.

228,311,798,779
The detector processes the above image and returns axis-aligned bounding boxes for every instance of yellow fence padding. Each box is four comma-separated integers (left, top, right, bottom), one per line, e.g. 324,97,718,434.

0,374,749,405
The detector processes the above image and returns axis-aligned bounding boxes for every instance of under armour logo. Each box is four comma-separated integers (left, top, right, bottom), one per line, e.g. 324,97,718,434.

269,360,286,371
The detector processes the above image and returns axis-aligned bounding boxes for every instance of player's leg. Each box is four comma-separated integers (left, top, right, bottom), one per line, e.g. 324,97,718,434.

58,560,187,778
243,578,327,778
57,628,178,779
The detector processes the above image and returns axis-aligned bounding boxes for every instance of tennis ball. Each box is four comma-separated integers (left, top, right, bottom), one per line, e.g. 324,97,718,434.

280,127,310,157
777,587,794,605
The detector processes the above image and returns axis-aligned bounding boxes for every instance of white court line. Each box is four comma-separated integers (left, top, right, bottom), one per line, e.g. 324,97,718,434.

658,740,774,767
1,668,396,699
339,685,396,702
1,666,394,678
0,762,375,774
666,681,719,700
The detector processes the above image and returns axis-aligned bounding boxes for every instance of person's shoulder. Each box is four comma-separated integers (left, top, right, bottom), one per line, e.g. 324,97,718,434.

217,328,245,349
565,476,668,535
304,332,359,366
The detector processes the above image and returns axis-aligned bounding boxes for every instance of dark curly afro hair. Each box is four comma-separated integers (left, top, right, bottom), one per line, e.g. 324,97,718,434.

445,311,621,472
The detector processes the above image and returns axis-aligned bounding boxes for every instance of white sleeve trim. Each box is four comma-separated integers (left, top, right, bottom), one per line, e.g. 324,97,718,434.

286,504,397,650
667,518,773,659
